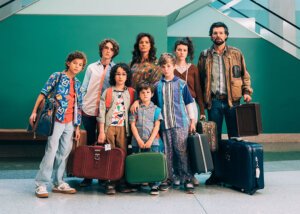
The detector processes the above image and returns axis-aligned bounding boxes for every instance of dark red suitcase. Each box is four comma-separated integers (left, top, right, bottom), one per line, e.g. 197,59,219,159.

72,145,125,181
235,103,262,136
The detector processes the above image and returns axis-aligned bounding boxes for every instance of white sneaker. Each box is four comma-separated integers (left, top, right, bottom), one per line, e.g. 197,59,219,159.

173,176,181,186
35,186,49,198
52,183,76,194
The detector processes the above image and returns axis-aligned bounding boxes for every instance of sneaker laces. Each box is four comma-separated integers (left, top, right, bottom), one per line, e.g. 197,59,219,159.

58,182,71,190
36,186,47,193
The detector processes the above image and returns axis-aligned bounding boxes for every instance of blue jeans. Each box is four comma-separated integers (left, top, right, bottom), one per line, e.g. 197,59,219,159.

208,98,239,141
35,121,74,187
132,145,161,187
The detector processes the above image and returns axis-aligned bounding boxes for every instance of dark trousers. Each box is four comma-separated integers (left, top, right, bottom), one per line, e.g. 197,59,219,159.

82,115,98,146
207,98,239,141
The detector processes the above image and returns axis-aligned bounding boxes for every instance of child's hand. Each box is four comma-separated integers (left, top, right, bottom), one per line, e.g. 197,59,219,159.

98,132,106,144
130,100,140,114
138,140,145,149
74,128,80,141
190,122,196,134
29,113,37,127
144,140,152,149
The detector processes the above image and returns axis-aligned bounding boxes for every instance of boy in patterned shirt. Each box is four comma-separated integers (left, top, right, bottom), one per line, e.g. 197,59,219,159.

29,51,87,198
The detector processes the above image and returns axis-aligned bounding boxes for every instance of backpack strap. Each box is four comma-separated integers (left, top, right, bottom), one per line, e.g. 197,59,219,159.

154,107,161,122
105,87,113,110
105,87,134,110
127,87,134,105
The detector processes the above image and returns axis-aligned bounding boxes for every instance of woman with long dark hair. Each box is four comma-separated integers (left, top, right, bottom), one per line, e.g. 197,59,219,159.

130,32,161,89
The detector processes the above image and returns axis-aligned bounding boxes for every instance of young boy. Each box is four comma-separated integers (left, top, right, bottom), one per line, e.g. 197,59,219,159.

152,53,196,194
129,81,163,195
80,38,119,187
29,51,87,198
97,63,137,195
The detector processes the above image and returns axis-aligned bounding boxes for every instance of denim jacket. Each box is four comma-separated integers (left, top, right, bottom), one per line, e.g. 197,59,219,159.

41,71,82,125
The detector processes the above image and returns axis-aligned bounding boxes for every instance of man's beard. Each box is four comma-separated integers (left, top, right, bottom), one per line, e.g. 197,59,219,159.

213,38,225,46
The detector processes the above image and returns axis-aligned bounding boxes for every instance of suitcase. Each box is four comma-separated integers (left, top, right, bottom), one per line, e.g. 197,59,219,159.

66,130,87,177
72,145,126,181
235,103,262,136
125,152,167,184
215,139,264,195
188,132,214,174
196,120,218,151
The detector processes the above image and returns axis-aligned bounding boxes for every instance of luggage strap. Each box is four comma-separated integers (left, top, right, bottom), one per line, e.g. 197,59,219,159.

197,133,208,173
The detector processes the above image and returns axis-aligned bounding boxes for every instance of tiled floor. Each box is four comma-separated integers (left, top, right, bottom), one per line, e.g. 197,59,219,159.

1,159,300,214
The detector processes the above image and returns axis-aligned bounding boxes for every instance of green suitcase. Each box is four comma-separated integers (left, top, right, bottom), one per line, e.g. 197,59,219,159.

125,152,168,184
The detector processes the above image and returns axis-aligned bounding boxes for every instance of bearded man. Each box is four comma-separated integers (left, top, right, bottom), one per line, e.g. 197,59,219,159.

198,22,253,185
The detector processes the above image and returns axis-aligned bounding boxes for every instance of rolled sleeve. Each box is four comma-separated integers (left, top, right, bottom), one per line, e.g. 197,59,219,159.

183,84,194,105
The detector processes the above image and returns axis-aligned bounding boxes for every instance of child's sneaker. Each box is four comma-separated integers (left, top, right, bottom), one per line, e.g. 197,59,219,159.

159,181,171,191
35,186,49,198
173,176,181,186
118,183,131,193
150,186,159,195
105,183,116,195
193,176,199,186
184,181,194,194
52,183,76,194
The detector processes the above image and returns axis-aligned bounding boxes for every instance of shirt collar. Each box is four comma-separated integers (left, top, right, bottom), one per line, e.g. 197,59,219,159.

97,60,114,67
140,101,155,109
161,76,179,82
212,45,227,55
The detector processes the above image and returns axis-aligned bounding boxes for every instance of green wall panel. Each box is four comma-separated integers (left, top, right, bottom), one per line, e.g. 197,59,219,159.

168,37,300,133
0,14,167,129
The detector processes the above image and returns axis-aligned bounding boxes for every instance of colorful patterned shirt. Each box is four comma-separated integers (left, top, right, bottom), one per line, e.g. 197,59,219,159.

152,76,194,130
109,91,125,126
130,60,162,90
41,71,82,126
129,102,163,147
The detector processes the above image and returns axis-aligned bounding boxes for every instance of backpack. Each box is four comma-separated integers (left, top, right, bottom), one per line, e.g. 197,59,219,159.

105,87,135,111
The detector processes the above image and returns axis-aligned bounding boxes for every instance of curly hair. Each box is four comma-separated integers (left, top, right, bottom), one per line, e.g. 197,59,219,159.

136,81,154,95
130,32,157,67
158,53,176,66
65,51,87,71
173,37,194,62
109,63,132,87
209,22,229,41
98,38,119,59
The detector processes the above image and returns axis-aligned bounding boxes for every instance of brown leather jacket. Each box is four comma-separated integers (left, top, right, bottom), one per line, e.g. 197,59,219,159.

198,45,253,109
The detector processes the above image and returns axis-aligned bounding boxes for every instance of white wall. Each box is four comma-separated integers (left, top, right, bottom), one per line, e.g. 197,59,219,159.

17,0,194,16
168,6,259,38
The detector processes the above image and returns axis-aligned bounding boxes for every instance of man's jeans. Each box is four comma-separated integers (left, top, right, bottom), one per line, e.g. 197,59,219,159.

35,121,74,187
208,98,238,141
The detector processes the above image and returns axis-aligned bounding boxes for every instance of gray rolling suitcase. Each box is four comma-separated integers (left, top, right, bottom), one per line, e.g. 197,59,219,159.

188,132,214,174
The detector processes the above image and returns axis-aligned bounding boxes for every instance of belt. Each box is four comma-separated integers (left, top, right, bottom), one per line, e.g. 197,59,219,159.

211,93,227,100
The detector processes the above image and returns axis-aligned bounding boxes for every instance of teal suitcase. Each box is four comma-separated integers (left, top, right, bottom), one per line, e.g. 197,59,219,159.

125,152,167,184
